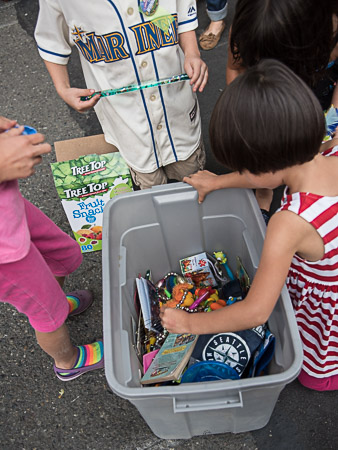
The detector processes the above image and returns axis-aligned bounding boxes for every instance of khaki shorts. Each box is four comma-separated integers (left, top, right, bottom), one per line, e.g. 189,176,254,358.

129,140,206,190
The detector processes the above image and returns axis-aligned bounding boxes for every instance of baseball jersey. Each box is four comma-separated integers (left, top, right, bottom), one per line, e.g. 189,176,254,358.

35,0,202,173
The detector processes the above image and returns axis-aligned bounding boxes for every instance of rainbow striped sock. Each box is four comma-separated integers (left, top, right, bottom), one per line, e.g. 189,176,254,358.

57,342,104,378
67,295,80,314
74,342,104,368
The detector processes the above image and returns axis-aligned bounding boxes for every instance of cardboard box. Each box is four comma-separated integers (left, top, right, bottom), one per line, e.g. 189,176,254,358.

52,134,133,253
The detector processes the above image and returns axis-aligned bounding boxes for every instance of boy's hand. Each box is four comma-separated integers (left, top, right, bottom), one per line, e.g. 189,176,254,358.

160,306,191,334
0,129,51,183
43,62,101,113
184,55,208,92
58,87,101,113
183,170,218,203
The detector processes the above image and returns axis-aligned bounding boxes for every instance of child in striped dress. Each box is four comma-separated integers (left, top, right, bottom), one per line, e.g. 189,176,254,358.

160,59,338,391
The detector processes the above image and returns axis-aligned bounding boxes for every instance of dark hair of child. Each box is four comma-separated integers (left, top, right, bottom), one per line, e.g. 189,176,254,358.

209,59,326,175
230,0,338,86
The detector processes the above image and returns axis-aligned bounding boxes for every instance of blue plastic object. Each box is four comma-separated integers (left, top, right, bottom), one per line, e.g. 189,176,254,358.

181,361,240,383
21,125,37,135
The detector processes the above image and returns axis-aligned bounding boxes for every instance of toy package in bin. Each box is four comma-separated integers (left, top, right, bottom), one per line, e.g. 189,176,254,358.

180,252,218,287
134,250,275,386
136,277,163,333
141,333,198,385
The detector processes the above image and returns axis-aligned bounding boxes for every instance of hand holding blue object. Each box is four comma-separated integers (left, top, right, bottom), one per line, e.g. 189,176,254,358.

5,124,37,136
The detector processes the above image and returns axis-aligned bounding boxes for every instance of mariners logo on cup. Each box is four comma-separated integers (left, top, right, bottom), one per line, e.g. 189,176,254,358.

202,333,251,376
140,0,159,16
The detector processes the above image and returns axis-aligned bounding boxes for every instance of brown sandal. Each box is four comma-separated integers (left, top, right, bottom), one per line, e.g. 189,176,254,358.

199,21,226,51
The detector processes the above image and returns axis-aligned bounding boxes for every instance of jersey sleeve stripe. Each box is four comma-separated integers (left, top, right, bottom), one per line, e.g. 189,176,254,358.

37,45,71,58
178,17,198,26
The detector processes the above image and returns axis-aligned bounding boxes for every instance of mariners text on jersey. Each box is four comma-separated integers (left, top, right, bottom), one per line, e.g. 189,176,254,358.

73,14,178,64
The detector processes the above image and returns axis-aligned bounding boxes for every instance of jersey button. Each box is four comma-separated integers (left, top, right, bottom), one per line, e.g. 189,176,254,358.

141,61,148,68
157,124,162,130
127,7,134,15
150,94,156,101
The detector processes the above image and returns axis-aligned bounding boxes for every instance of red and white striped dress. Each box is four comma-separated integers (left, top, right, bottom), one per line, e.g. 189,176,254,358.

278,147,338,379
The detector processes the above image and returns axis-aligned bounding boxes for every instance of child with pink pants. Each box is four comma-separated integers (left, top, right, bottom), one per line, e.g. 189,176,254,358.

0,117,103,381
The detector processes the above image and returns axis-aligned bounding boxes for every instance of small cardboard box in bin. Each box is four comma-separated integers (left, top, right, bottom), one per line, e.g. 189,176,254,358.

179,251,217,287
52,135,133,253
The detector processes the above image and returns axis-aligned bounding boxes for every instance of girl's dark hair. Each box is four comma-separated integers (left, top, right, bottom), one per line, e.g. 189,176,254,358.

230,0,338,86
209,59,325,174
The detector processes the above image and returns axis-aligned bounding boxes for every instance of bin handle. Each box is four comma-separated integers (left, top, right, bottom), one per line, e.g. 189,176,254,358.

173,391,243,413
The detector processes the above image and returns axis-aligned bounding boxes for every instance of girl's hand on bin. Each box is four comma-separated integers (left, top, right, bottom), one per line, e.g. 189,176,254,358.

183,170,218,203
160,306,191,334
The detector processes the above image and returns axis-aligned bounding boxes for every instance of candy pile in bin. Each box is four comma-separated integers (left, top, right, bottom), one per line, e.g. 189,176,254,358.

134,251,276,386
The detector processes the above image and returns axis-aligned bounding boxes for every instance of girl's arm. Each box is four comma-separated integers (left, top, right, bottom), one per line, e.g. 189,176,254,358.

183,170,262,203
44,61,100,113
161,211,303,335
179,30,208,93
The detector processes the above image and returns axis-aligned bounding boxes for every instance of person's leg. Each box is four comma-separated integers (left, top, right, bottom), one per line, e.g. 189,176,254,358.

199,0,228,50
128,165,168,189
0,204,103,379
24,198,82,277
0,241,70,333
35,324,104,380
206,0,228,28
163,140,206,181
24,199,93,315
35,323,78,369
0,247,103,379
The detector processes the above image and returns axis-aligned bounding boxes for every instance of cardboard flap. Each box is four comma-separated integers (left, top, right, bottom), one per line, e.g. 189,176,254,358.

54,134,118,162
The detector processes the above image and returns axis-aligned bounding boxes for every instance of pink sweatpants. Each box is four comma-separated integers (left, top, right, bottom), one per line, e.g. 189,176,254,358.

0,199,82,332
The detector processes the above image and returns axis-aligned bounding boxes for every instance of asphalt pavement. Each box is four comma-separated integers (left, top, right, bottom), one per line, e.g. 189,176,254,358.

0,1,337,449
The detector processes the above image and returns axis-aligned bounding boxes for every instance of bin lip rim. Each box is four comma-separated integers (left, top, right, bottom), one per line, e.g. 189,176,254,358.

103,182,258,215
104,181,193,211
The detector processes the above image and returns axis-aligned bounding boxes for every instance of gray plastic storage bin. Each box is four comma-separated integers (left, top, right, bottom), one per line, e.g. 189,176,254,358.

102,183,303,439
